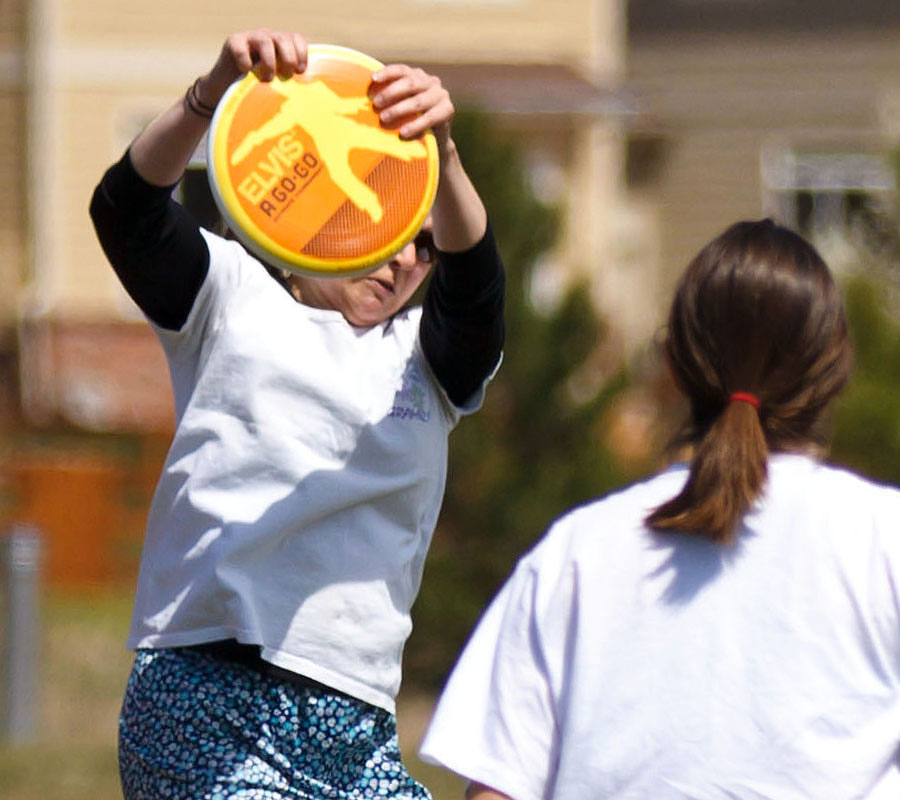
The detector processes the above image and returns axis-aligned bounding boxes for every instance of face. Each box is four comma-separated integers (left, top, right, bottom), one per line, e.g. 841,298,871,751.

289,222,436,327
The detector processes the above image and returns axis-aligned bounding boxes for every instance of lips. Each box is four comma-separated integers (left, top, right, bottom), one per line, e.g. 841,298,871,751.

367,275,395,296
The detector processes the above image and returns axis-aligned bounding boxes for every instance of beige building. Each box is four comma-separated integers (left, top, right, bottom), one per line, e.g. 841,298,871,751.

1,0,629,583
8,0,629,430
626,0,900,310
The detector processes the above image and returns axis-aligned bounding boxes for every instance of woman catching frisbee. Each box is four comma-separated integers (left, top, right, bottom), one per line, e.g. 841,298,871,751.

90,28,504,800
420,219,900,799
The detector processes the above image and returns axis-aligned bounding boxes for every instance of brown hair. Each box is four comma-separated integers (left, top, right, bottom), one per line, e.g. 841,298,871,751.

646,219,853,543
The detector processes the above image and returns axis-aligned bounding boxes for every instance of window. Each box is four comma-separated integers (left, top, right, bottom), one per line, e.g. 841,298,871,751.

762,147,896,237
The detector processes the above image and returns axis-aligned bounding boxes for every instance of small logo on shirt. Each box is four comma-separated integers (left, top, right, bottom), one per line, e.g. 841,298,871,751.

389,362,431,422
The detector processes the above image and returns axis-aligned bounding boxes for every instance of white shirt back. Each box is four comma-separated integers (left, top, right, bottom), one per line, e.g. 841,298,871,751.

421,455,900,799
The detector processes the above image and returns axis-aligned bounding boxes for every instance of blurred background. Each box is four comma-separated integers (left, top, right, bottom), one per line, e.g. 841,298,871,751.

2,0,900,797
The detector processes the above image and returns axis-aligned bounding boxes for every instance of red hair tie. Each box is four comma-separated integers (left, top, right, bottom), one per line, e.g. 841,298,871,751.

729,392,760,410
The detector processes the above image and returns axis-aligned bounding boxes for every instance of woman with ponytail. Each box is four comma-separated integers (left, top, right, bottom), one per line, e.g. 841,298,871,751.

419,219,900,799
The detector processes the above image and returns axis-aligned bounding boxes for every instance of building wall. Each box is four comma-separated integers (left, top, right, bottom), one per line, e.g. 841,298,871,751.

0,91,26,320
627,29,900,307
0,0,25,48
23,0,623,322
0,0,26,323
59,0,617,74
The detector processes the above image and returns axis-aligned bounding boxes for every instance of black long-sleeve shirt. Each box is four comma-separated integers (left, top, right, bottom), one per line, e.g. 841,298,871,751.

89,152,505,407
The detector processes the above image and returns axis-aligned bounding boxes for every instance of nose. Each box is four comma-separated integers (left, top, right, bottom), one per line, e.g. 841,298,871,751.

390,241,419,272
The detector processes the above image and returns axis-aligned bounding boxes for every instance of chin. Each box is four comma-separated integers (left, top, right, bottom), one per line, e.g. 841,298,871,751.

347,306,390,328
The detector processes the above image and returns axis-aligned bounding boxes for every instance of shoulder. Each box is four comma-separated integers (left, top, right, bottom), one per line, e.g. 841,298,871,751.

152,230,284,345
365,305,425,363
520,466,689,582
767,455,900,517
749,456,900,573
545,466,689,545
201,230,265,283
192,230,295,315
816,460,900,499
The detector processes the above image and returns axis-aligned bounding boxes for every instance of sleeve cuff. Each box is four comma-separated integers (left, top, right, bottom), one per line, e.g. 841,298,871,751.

99,149,181,212
432,222,503,300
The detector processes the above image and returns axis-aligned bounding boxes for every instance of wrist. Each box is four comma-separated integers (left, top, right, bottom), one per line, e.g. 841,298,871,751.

194,72,232,110
184,78,216,119
437,137,461,170
438,139,464,177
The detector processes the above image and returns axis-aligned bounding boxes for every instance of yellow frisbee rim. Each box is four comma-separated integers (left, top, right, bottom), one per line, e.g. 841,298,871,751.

206,43,439,278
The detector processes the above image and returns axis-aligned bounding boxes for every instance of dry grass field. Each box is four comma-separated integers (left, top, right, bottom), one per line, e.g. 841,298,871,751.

0,589,465,799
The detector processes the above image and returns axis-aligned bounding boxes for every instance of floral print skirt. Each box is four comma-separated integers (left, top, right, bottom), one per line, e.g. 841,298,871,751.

119,647,432,800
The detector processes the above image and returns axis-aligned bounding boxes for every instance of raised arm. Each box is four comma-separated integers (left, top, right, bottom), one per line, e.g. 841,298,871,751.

369,65,504,406
369,64,487,252
130,29,309,187
89,30,309,330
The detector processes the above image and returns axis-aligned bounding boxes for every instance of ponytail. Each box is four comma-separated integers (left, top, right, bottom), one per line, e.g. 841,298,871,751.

646,397,768,543
646,219,853,544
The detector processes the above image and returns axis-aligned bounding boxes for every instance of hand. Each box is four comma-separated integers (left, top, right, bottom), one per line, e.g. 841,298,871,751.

368,68,484,251
197,29,309,109
369,64,455,157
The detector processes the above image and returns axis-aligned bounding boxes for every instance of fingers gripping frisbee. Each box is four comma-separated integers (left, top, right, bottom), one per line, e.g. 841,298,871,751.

207,44,439,277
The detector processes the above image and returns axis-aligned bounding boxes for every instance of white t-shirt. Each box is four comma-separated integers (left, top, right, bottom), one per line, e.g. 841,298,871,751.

420,454,900,799
127,231,482,712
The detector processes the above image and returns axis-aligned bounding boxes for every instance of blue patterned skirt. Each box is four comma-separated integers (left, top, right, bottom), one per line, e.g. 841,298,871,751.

119,647,433,800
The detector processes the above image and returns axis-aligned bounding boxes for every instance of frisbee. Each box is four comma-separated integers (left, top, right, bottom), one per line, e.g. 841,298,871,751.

207,44,439,277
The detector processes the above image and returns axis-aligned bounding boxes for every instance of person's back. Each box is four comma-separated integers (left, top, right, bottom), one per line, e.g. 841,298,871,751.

432,457,900,798
420,219,900,800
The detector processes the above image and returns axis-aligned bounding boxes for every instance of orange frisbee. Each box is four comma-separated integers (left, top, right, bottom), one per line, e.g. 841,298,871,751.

207,44,439,277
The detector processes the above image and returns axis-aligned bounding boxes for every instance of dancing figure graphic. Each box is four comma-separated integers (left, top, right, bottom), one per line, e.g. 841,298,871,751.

231,79,428,223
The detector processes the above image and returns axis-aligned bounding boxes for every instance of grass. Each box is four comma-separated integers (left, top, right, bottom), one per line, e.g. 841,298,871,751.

0,588,466,799
0,588,130,800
